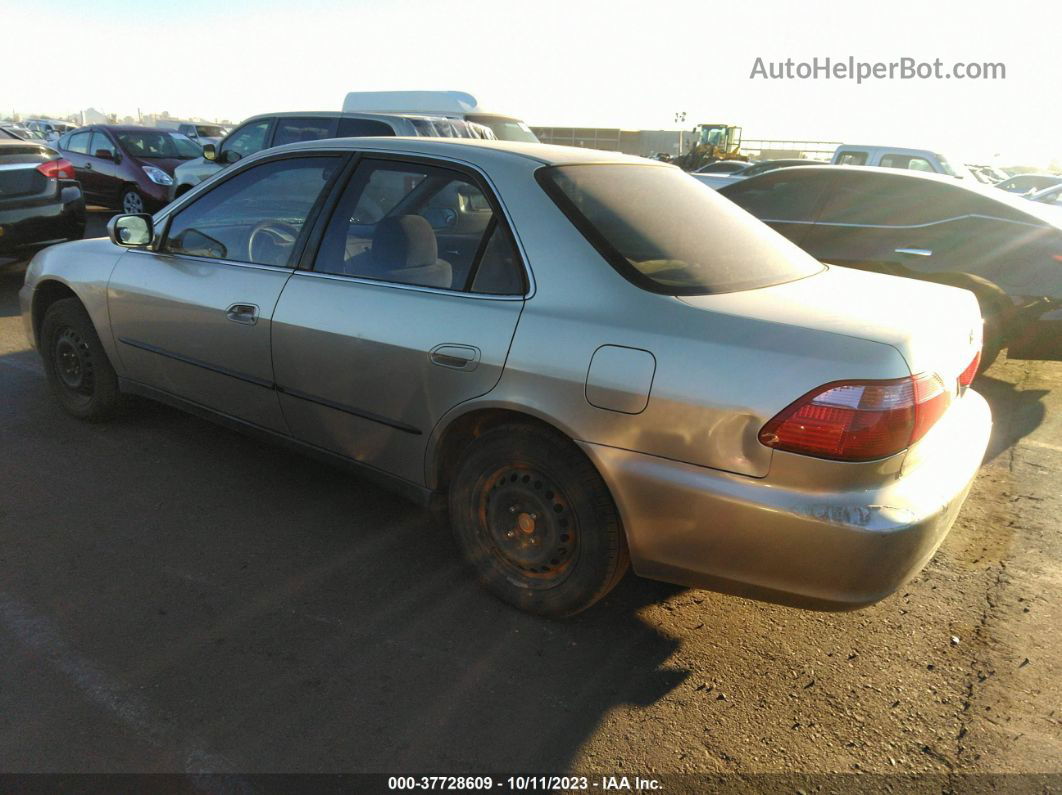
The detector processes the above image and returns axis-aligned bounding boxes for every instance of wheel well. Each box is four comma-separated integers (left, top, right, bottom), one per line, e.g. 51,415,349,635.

431,409,576,492
32,280,79,346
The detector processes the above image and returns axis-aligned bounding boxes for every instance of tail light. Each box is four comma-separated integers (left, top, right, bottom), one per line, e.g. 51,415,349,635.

958,351,981,388
1052,254,1062,263
759,373,951,461
36,158,76,180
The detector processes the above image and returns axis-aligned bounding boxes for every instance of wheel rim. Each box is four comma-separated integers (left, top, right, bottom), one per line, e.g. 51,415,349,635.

53,326,95,399
479,466,578,587
123,191,143,213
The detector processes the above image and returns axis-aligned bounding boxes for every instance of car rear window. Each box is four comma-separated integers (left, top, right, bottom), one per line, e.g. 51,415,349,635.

537,163,824,295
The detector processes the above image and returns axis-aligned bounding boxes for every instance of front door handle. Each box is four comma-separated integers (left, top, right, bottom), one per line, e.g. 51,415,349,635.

895,247,933,257
430,344,480,371
226,303,259,325
83,162,93,170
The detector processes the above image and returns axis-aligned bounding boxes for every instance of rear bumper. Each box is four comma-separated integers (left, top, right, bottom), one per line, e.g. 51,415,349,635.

579,389,992,610
0,184,85,254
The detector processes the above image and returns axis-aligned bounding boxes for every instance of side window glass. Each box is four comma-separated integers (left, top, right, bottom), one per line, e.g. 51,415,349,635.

723,173,828,221
272,117,339,147
470,223,526,295
162,156,340,267
336,118,395,138
66,131,92,154
818,175,961,225
314,159,522,292
220,120,271,161
90,132,117,158
836,151,868,166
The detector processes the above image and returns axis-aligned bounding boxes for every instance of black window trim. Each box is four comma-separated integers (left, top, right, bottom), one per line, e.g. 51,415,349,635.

298,151,531,299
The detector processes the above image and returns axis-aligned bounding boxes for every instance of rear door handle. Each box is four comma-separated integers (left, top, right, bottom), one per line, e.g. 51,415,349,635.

895,247,932,257
83,162,92,170
226,303,259,325
430,344,480,371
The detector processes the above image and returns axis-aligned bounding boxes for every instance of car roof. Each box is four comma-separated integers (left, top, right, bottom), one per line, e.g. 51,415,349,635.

271,135,656,167
729,164,1062,227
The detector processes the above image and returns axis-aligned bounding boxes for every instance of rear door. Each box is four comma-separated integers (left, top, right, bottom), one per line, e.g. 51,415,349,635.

270,155,527,485
58,130,98,200
107,153,345,431
86,131,119,204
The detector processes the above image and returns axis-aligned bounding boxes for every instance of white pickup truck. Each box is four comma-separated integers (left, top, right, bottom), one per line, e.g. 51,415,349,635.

832,145,978,179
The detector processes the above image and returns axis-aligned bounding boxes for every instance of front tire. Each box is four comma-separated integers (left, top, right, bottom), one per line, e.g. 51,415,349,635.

40,298,121,421
448,424,629,617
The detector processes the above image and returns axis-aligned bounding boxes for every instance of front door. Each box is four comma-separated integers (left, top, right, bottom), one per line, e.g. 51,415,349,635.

271,156,527,485
107,153,346,432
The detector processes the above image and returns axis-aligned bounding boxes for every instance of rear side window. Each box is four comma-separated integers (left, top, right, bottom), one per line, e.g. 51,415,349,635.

539,164,823,295
817,173,970,225
273,117,339,147
720,171,832,221
314,158,526,294
337,118,395,138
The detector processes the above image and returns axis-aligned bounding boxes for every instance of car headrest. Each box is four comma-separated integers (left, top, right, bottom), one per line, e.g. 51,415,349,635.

371,215,438,270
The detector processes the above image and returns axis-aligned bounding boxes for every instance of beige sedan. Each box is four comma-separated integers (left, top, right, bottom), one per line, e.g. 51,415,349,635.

20,137,991,616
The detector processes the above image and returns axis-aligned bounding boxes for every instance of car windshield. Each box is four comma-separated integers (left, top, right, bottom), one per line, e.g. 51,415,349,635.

195,125,225,138
538,164,824,295
115,130,200,159
466,114,538,143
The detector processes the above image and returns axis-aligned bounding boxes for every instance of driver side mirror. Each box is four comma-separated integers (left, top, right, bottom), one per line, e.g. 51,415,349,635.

94,149,114,161
108,214,154,247
202,144,216,161
220,150,242,165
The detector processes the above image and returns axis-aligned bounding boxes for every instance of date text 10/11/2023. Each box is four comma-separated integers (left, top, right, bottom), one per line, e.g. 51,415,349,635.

387,776,664,791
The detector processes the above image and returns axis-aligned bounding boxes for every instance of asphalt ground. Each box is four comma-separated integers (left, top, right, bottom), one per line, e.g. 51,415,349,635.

0,212,1059,789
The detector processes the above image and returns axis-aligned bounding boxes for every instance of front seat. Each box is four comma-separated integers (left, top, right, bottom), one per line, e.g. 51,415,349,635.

349,215,452,289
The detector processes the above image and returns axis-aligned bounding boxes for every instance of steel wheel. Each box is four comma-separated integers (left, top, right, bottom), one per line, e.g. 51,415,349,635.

52,325,96,403
481,466,578,587
122,189,144,214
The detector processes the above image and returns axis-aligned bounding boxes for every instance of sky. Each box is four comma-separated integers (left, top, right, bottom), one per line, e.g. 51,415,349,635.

3,0,1059,166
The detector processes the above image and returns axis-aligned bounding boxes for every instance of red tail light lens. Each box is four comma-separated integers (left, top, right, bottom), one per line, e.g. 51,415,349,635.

36,158,76,180
958,351,981,387
760,373,951,461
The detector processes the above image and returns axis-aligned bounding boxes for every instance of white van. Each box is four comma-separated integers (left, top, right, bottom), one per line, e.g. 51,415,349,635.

342,91,538,143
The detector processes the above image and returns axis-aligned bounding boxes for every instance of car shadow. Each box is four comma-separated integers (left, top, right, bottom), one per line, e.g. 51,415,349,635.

0,356,690,773
973,362,1048,463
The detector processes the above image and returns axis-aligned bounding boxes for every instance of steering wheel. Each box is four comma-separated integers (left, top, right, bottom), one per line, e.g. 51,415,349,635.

247,220,301,266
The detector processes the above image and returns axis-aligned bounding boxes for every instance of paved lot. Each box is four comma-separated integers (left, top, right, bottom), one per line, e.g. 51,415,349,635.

1,213,1059,780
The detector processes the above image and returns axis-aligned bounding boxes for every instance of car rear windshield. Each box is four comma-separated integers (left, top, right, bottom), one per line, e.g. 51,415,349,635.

538,164,824,295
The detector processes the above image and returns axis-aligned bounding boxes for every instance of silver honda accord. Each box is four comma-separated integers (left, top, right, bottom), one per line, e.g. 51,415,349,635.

19,138,992,616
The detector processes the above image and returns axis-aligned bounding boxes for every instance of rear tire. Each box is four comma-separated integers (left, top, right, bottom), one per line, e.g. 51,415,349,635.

40,298,121,422
448,424,629,617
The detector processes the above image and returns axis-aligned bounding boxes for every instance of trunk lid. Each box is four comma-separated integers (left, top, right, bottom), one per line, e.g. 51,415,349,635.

679,265,983,387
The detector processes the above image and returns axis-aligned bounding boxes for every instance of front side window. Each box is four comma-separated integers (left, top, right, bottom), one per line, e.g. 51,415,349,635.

162,156,340,267
221,120,272,161
880,154,936,173
272,117,339,147
90,132,117,158
64,131,92,154
314,159,525,293
540,164,824,295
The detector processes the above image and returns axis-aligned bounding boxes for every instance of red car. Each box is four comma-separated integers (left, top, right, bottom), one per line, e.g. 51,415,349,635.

55,125,201,213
